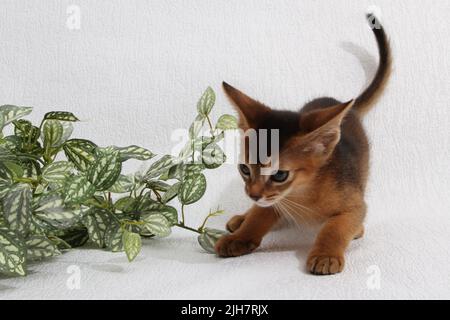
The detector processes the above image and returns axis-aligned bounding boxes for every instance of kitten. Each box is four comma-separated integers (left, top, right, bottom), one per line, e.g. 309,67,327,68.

215,14,391,275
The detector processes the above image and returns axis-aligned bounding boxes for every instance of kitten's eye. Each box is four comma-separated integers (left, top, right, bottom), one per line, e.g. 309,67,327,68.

239,164,250,176
271,170,289,183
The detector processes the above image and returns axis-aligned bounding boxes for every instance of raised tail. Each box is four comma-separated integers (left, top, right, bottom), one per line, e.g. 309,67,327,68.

353,13,392,117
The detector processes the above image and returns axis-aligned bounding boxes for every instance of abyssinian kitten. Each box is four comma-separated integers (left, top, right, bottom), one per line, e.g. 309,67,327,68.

215,14,392,275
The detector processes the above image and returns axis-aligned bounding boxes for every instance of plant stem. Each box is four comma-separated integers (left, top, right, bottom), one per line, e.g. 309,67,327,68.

198,214,210,233
206,115,215,138
180,204,186,225
174,223,201,234
13,177,39,185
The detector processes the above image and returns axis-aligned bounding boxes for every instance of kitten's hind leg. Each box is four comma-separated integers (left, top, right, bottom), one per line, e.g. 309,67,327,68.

354,225,365,240
226,214,247,232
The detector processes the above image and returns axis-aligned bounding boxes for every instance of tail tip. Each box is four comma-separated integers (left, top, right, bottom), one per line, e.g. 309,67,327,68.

365,11,383,30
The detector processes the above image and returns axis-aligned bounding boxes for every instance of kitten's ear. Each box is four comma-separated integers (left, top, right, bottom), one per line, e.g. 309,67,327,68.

298,100,354,157
222,81,270,129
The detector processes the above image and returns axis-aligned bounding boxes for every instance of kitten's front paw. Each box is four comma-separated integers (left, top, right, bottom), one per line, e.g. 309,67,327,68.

226,214,246,232
307,254,345,275
215,235,258,257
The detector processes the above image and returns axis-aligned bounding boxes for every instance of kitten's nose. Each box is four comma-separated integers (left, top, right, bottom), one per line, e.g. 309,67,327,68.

249,194,261,202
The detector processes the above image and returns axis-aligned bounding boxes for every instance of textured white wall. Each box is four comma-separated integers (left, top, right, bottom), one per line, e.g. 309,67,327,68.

1,0,449,299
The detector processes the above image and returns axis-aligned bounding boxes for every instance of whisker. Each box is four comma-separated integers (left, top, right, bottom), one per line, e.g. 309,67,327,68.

279,198,314,227
277,201,304,230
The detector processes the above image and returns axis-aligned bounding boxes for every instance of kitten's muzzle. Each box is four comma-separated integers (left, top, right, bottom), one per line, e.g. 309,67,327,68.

249,194,261,202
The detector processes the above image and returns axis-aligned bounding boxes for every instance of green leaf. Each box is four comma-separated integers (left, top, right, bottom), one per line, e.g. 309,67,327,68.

63,139,97,171
178,173,207,205
189,114,205,139
146,180,171,192
87,149,121,191
202,143,226,169
142,214,171,237
13,120,40,144
42,119,64,148
114,196,137,213
108,174,134,193
181,163,205,179
33,193,64,212
0,227,27,276
197,87,215,117
142,203,178,225
123,230,141,262
0,105,33,129
81,208,111,248
2,183,32,236
44,111,79,122
104,222,123,252
35,207,87,229
161,182,181,204
13,119,31,137
64,175,96,203
2,161,24,178
0,178,12,200
216,114,238,130
0,146,17,162
26,235,60,261
144,155,176,180
116,145,155,161
42,161,75,183
47,235,72,250
197,228,228,254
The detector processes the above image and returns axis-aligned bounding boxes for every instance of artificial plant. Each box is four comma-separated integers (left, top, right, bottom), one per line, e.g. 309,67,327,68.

0,87,237,276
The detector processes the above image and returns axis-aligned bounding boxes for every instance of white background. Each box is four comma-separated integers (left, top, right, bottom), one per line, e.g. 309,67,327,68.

1,0,449,299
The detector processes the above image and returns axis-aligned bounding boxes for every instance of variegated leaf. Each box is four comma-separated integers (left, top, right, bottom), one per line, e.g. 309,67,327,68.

35,207,87,229
146,180,171,192
197,87,215,116
114,196,137,213
189,114,205,139
161,182,181,204
64,175,96,203
142,203,178,225
197,228,228,254
87,149,121,191
42,119,63,148
144,155,176,180
2,183,32,236
0,178,12,200
104,222,123,252
63,139,97,171
33,193,64,212
122,229,141,262
108,174,134,193
0,227,26,276
202,143,226,169
42,161,75,183
178,173,207,205
142,214,171,237
215,114,238,130
26,235,60,261
116,145,154,161
81,208,111,248
44,111,79,122
0,105,33,129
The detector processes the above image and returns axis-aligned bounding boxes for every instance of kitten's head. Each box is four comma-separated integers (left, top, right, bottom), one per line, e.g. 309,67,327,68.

223,82,353,207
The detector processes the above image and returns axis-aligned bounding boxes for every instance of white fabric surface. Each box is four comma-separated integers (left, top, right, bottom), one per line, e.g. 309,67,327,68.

1,0,450,299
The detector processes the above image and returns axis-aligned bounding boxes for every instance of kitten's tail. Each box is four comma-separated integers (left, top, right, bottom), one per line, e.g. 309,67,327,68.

353,13,392,117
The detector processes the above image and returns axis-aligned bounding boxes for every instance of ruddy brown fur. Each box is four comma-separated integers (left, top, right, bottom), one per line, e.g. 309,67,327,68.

215,14,392,275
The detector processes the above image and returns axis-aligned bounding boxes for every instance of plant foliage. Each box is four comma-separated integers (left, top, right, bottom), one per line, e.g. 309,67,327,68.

0,87,238,276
